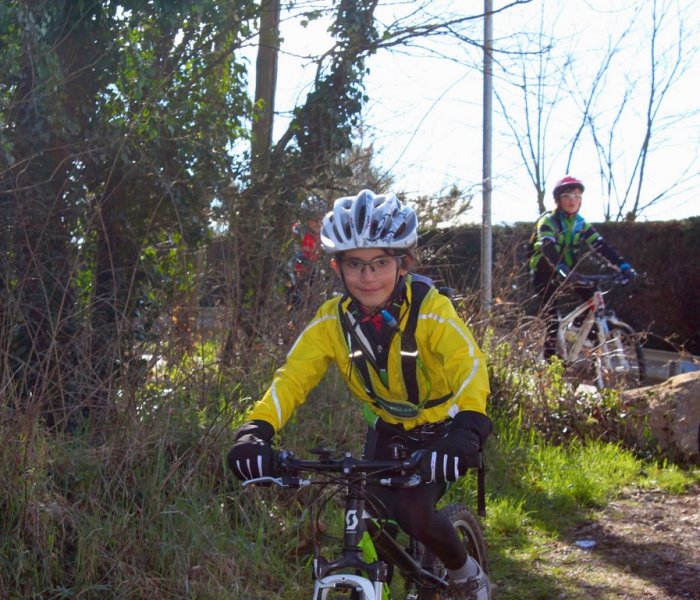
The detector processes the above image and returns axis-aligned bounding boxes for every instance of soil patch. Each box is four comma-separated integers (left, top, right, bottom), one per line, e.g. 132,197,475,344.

544,485,700,599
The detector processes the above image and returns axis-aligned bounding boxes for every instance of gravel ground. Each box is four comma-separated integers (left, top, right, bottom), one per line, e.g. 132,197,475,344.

545,485,700,600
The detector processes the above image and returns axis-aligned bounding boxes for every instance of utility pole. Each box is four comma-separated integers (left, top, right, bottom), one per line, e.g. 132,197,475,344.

481,0,493,313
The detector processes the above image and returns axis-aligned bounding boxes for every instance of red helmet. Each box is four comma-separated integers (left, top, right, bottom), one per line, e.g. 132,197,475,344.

552,175,585,199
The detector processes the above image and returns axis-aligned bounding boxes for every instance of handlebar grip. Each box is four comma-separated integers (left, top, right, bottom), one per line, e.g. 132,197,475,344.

403,451,423,472
275,449,296,472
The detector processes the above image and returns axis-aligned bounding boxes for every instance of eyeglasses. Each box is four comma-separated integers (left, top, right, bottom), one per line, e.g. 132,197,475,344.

560,192,583,200
340,255,404,276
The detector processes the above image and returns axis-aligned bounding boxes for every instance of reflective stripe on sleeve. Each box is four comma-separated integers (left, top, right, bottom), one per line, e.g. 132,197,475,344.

270,381,284,430
453,358,480,401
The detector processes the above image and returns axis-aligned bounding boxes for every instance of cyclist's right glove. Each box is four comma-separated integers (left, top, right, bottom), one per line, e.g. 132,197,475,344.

227,420,275,481
558,266,593,289
555,263,571,280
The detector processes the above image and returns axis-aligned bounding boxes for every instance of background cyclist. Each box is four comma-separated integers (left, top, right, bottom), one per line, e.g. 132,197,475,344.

286,195,324,308
228,189,492,599
529,175,637,360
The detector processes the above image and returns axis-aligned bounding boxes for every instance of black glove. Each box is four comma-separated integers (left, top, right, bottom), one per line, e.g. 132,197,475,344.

227,420,275,482
419,427,481,483
555,263,591,287
566,270,594,289
418,411,492,483
555,262,571,280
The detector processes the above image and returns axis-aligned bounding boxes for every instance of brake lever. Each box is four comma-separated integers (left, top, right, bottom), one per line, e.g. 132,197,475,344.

379,473,422,488
242,475,311,488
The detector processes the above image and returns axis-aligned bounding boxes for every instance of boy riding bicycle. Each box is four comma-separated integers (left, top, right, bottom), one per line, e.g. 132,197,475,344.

228,190,492,600
529,175,637,360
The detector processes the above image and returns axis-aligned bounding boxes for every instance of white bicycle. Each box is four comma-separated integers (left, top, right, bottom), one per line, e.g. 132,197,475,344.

550,273,645,389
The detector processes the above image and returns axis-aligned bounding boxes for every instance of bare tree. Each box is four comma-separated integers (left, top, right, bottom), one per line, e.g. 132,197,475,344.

493,4,566,215
495,0,699,221
584,0,699,221
270,1,534,171
411,184,474,230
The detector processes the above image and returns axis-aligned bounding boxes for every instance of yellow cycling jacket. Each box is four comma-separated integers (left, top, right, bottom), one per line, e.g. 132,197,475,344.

247,275,490,433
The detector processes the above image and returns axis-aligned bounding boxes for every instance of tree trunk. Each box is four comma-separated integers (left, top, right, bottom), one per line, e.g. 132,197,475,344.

251,0,281,180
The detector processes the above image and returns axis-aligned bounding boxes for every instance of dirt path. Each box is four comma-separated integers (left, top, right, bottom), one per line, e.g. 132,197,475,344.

533,485,700,599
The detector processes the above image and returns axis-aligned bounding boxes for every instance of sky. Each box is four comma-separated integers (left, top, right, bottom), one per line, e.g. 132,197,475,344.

269,0,700,225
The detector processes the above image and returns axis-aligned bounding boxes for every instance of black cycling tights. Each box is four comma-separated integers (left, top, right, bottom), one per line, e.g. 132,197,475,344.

368,480,467,570
363,424,467,570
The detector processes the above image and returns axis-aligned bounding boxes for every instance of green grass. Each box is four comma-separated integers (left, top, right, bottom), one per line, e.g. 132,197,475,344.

475,410,698,600
0,345,697,599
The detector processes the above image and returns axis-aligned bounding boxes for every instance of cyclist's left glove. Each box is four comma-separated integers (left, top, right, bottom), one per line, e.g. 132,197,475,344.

418,411,491,483
227,420,275,481
618,262,637,281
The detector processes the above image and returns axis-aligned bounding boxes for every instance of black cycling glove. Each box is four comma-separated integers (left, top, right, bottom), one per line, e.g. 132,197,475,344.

419,411,491,483
227,420,275,481
553,264,593,289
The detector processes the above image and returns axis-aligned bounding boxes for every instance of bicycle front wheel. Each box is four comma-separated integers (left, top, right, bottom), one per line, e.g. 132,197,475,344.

417,504,489,600
592,322,645,389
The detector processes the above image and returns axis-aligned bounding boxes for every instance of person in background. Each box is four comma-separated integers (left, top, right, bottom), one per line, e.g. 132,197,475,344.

529,175,637,360
228,190,492,599
286,196,324,308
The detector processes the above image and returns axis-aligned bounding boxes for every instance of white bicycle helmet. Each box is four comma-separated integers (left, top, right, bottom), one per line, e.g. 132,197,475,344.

320,189,418,254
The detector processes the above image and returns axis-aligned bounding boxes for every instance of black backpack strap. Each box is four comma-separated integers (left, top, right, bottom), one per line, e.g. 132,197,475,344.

338,276,453,419
401,274,433,406
338,296,383,402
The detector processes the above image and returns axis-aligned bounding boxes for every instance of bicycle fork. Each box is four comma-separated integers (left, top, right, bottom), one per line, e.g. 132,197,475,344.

585,300,632,387
312,482,389,600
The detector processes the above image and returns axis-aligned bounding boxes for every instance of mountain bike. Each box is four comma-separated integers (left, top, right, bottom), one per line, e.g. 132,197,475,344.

244,446,489,599
551,273,645,389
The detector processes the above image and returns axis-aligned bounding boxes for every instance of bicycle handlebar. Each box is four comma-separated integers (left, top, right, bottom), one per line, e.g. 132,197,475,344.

573,272,635,287
242,449,423,489
278,449,421,475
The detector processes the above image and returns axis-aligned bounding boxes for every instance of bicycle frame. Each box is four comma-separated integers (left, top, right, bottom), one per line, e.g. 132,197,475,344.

556,275,639,387
556,289,602,364
311,493,446,599
245,450,457,600
311,477,393,600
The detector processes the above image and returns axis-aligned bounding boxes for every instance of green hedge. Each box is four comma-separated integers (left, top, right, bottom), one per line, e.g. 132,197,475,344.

421,217,700,355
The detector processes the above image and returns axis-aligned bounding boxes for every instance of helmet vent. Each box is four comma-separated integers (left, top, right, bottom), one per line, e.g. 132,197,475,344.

319,190,418,254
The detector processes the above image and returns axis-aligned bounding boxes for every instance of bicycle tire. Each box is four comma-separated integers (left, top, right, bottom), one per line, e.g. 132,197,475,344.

592,322,645,389
416,503,489,600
